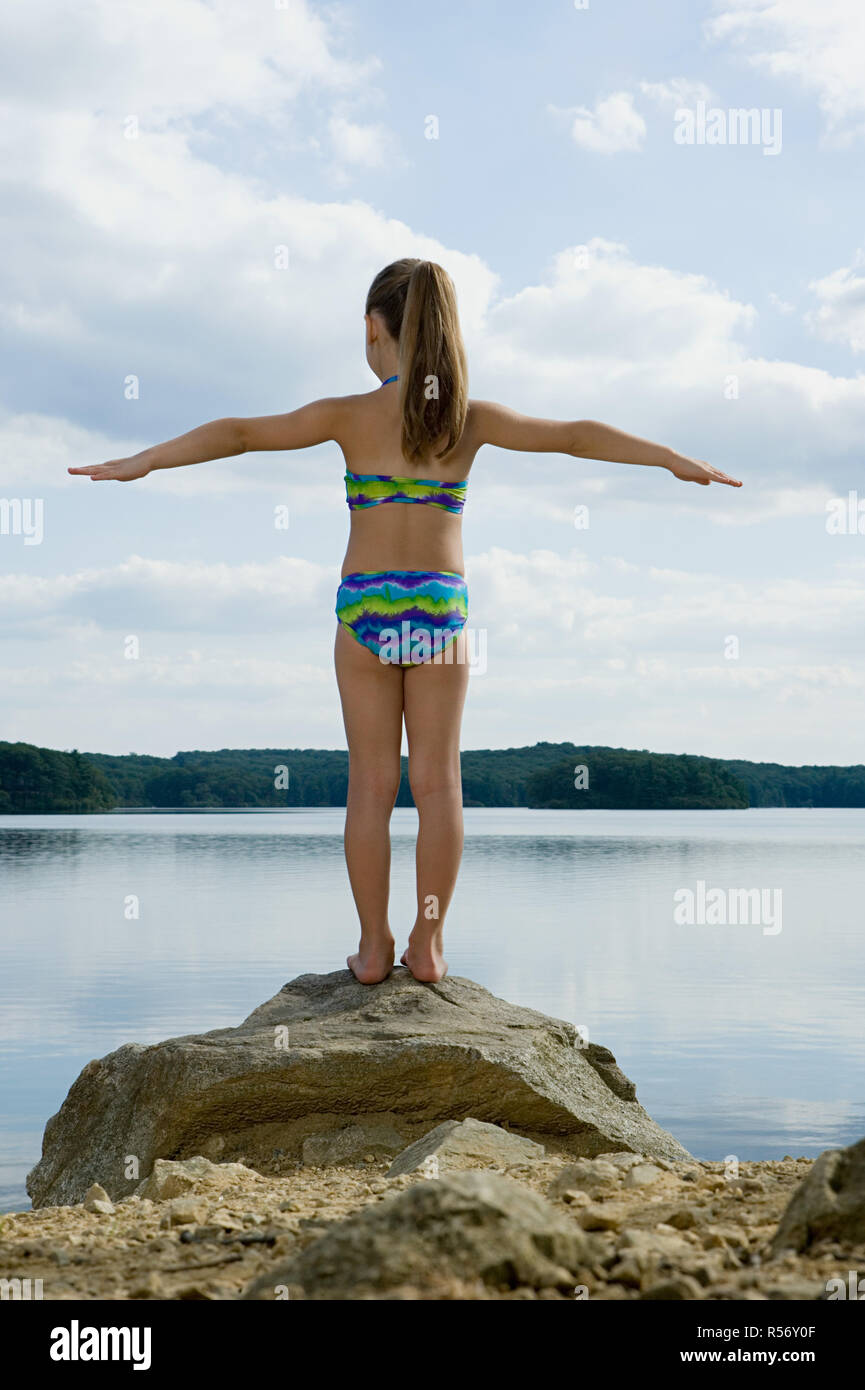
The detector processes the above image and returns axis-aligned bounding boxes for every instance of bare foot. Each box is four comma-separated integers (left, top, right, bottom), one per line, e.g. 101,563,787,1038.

347,936,395,985
400,936,448,984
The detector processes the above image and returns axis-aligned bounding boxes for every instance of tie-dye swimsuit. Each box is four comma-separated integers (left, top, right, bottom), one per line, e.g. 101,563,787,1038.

336,468,469,666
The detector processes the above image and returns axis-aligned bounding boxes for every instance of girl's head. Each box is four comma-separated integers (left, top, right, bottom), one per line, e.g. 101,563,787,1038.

365,258,468,463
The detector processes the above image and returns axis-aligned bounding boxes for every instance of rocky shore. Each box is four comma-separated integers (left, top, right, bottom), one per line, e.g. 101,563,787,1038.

3,1148,861,1300
6,970,864,1301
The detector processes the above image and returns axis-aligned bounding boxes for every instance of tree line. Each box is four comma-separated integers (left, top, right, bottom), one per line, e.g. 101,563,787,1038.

3,739,865,812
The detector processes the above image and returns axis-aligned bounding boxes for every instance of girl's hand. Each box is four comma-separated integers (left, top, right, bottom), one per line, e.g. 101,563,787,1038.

68,451,153,482
667,454,742,487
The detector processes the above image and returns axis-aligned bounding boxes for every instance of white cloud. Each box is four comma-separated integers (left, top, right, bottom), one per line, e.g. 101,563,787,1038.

0,408,343,498
563,92,646,154
328,116,396,170
0,554,333,636
1,1,862,514
0,0,376,121
768,292,795,314
2,653,332,694
554,82,716,157
5,546,865,760
8,544,864,658
484,239,754,374
807,255,865,351
0,412,146,491
708,0,865,142
468,240,865,496
639,78,716,109
0,80,495,357
0,95,497,459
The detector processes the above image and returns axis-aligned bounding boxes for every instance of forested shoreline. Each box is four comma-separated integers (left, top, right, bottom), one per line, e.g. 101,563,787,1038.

2,739,864,812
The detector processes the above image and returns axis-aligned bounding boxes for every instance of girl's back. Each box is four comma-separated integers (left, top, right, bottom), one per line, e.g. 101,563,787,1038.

337,382,481,580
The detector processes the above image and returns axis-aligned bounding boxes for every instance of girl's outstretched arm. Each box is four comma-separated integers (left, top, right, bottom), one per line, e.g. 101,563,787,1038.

68,399,344,481
470,400,742,487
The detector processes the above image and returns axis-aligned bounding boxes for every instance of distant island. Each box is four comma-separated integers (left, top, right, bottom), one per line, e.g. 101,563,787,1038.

2,739,865,813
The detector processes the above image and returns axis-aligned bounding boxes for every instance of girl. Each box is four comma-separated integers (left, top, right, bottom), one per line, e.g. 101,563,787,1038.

70,257,741,985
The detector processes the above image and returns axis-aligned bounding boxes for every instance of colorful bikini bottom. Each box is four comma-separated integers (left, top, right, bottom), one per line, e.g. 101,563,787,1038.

335,570,468,667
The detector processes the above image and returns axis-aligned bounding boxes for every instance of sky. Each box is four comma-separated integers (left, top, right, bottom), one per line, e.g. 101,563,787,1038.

1,0,864,763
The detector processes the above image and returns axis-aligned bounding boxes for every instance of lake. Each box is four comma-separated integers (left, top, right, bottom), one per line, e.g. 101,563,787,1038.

1,807,863,1212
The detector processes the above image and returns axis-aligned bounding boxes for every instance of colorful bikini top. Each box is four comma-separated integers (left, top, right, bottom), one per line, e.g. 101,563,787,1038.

345,471,467,514
344,374,468,515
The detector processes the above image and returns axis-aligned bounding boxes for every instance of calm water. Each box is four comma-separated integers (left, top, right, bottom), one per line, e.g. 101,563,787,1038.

1,808,863,1211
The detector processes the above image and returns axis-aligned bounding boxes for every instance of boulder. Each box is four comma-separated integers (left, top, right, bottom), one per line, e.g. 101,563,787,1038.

136,1156,253,1202
386,1118,544,1177
243,1171,595,1299
771,1136,865,1253
27,968,690,1207
82,1183,114,1216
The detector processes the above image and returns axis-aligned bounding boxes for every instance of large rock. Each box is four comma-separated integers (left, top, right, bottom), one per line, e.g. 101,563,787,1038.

243,1171,595,1299
27,969,690,1207
772,1136,865,1253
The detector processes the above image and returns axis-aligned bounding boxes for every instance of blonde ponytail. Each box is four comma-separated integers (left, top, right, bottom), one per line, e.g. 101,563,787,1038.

365,258,468,463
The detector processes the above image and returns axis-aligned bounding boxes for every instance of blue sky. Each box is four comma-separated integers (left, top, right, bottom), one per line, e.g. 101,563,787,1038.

1,0,864,762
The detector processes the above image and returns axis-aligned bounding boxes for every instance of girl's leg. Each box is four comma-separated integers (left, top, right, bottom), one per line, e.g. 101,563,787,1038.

334,623,404,983
401,629,470,982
